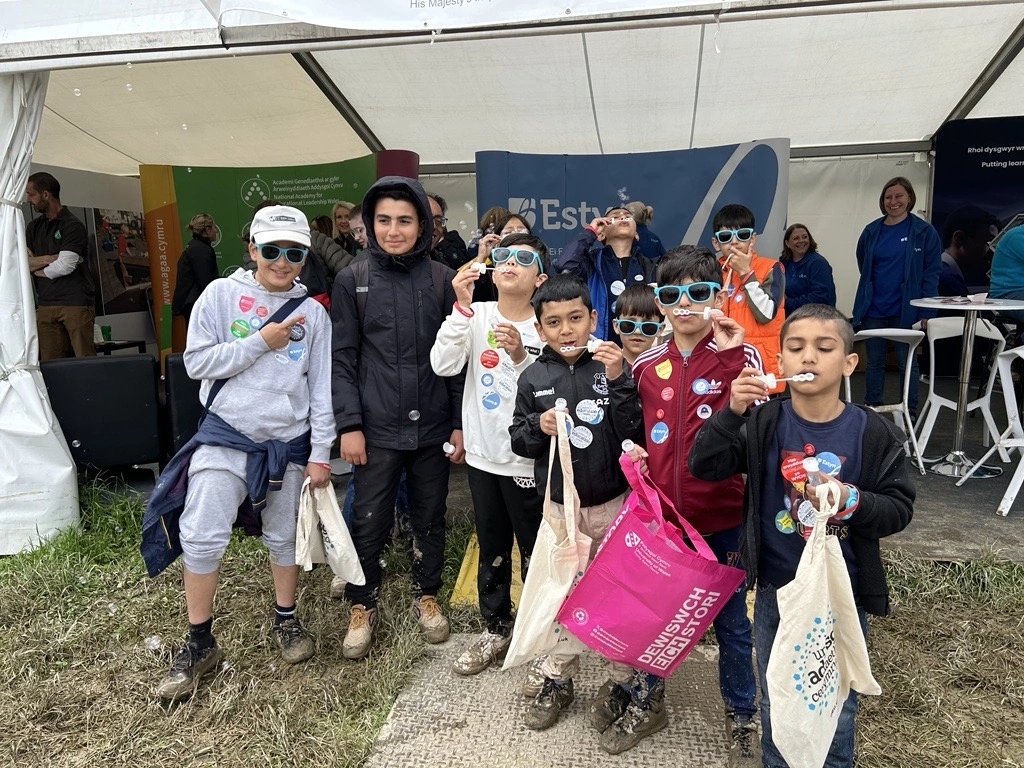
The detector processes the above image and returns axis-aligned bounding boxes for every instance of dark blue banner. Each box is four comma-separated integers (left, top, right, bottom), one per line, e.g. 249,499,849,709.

475,139,790,259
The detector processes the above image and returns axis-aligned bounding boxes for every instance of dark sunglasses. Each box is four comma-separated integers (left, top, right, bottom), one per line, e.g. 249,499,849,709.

654,282,721,306
713,227,755,244
255,243,308,264
614,319,663,337
492,247,541,268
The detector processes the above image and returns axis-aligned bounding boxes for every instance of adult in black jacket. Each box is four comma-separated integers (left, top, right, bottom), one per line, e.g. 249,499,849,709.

331,176,465,660
171,213,219,325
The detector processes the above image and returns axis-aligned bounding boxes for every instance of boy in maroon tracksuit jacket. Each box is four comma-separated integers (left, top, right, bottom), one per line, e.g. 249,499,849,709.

609,246,763,762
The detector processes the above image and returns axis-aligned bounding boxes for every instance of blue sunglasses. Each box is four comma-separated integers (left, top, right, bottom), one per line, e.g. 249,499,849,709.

492,247,541,268
654,282,721,306
255,243,308,264
713,227,755,244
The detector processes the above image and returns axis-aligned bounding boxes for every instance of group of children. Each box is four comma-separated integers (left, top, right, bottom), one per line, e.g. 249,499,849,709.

144,178,914,768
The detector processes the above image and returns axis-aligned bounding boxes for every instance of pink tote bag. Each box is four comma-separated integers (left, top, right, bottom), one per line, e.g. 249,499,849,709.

556,454,746,677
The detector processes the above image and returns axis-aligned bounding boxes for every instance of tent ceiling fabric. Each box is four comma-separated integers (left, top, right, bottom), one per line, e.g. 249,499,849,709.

971,46,1024,118
33,55,370,174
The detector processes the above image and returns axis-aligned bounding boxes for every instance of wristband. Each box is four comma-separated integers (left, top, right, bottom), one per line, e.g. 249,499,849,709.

453,301,473,318
312,461,332,471
836,484,859,520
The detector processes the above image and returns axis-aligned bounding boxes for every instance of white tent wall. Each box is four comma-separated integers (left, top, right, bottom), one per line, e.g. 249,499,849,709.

29,163,143,212
422,153,933,316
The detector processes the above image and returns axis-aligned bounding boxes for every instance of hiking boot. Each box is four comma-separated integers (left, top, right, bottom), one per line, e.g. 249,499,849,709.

589,678,631,732
521,656,547,698
452,630,511,676
411,595,450,644
342,604,377,660
270,617,315,664
524,677,574,730
599,699,669,754
727,713,760,767
155,639,224,702
330,575,346,599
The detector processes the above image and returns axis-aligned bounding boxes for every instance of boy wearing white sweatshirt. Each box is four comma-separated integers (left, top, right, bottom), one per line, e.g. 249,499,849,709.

430,233,549,675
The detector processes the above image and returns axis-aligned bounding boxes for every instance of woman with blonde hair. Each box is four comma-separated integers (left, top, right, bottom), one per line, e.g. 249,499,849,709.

172,213,219,325
332,201,358,255
624,200,665,261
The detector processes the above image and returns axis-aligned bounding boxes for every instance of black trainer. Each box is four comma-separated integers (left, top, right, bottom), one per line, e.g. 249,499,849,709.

727,713,760,767
524,677,574,730
155,639,224,702
271,617,316,664
589,679,631,732
599,699,669,754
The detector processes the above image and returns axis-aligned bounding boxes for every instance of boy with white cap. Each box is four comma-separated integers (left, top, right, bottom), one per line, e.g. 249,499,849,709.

147,205,335,701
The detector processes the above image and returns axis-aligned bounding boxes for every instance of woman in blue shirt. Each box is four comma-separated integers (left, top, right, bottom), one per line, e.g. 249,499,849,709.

780,223,836,311
852,177,942,416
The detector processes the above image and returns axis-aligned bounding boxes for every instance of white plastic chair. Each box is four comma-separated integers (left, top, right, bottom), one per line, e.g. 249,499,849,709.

957,346,1024,516
915,317,1008,461
845,328,926,475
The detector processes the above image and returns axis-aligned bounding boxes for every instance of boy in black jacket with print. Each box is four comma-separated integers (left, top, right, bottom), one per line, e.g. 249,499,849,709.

510,273,640,732
689,303,914,768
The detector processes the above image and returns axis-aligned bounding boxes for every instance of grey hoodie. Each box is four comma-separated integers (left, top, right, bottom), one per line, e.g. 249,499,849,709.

184,268,335,463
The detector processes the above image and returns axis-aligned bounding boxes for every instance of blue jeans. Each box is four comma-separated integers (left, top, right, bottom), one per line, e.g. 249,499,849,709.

343,470,410,529
627,526,757,717
860,315,920,413
754,583,864,768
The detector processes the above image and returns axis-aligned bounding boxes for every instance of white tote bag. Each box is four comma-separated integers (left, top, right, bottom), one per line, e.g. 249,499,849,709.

766,483,881,768
296,477,366,586
503,411,591,669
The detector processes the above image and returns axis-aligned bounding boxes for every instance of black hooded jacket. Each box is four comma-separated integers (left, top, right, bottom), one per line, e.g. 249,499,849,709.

330,177,464,450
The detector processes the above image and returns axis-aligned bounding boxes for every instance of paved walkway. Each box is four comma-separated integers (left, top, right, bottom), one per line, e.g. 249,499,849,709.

365,636,736,768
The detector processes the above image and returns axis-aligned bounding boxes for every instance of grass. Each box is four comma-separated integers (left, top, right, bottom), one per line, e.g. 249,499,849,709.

1,479,1023,766
0,477,481,768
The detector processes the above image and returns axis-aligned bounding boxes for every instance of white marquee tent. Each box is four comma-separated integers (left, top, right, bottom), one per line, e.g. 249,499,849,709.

1,0,1023,551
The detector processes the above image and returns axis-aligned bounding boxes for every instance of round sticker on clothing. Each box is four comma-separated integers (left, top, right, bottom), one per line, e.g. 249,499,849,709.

797,500,817,528
575,399,601,424
496,377,516,399
230,319,250,338
480,372,495,388
697,404,713,420
734,292,744,303
634,274,645,281
482,392,501,410
287,341,306,362
570,425,594,449
656,409,665,419
610,280,626,296
661,386,674,401
781,456,808,484
499,359,516,377
650,421,670,444
480,349,500,369
775,510,796,535
249,316,263,330
255,305,268,318
817,452,842,476
692,378,711,395
289,323,306,342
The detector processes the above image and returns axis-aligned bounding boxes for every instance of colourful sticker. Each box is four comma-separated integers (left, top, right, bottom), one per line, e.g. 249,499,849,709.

804,443,815,456
482,392,501,410
656,409,665,420
775,510,796,534
734,292,744,303
287,341,306,362
661,386,674,401
486,328,499,349
692,378,711,395
697,404,713,420
289,323,306,341
655,360,673,379
817,452,842,476
480,373,495,388
230,319,250,338
239,295,255,312
650,421,670,444
249,316,263,329
781,456,808,484
255,305,268,318
570,425,594,449
480,349,500,369
496,377,516,399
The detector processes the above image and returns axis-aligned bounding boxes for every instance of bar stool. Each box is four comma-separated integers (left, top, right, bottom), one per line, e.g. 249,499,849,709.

845,328,926,475
957,346,1024,516
916,317,1007,460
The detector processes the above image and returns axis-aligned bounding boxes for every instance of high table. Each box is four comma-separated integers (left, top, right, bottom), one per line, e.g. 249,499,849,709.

910,296,1024,478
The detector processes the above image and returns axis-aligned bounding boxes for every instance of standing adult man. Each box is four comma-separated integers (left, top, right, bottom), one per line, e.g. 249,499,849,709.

427,193,470,270
25,172,96,359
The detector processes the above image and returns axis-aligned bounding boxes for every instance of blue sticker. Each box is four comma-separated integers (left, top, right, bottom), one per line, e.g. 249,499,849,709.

249,316,263,329
692,378,710,395
287,341,306,362
817,452,842,476
482,392,501,410
480,372,494,388
650,421,670,444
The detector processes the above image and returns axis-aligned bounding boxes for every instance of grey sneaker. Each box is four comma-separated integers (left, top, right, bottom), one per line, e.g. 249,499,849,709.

524,677,575,730
599,699,669,754
452,630,511,676
727,713,760,767
411,595,450,644
342,604,377,660
329,575,346,599
589,678,631,732
271,617,315,664
521,655,547,698
155,639,224,702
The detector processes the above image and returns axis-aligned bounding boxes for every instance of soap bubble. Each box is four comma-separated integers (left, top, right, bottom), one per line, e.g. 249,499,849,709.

187,167,192,173
73,88,81,96
125,83,132,91
71,440,81,448
617,186,629,202
458,221,467,229
126,62,133,69
464,201,474,212
181,123,188,131
144,635,162,651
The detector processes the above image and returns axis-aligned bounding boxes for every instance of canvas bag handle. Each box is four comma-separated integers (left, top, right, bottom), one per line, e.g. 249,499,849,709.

544,411,581,541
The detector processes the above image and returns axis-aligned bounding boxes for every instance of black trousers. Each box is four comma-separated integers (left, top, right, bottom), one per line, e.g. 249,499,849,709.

346,444,450,608
467,466,544,633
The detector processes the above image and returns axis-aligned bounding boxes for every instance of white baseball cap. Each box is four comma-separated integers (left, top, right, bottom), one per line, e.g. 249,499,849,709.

249,205,311,248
